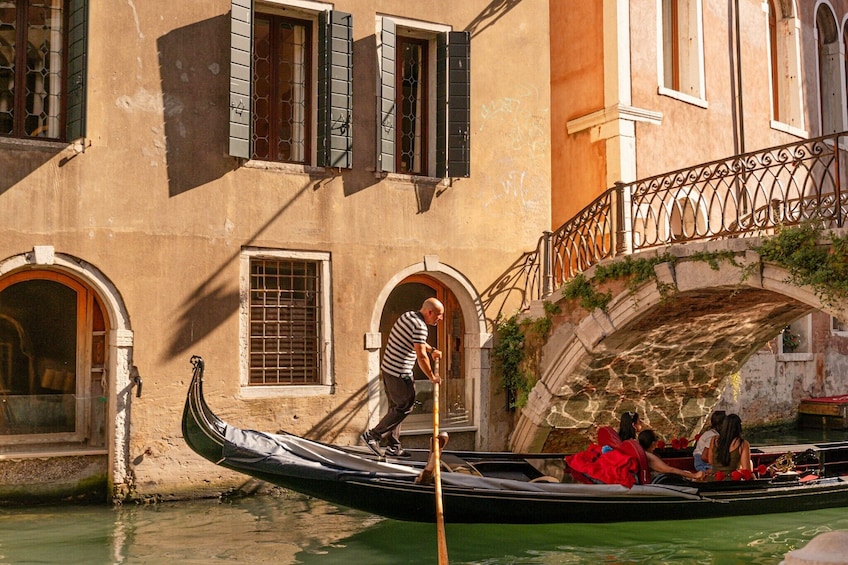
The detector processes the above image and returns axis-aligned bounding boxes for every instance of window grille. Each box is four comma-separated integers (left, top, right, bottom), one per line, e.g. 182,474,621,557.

249,258,321,385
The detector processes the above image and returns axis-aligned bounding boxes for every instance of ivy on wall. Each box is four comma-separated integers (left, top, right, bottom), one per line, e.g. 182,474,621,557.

492,301,560,409
755,222,848,307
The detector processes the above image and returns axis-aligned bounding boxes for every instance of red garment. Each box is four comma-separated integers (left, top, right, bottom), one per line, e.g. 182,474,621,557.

565,442,642,488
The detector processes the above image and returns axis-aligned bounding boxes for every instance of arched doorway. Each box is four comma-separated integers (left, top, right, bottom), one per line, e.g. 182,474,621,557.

379,274,471,432
0,270,109,451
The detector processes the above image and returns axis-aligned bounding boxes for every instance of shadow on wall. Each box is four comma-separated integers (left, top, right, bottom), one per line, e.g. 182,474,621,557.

165,179,320,360
0,143,64,196
156,15,236,197
466,0,524,38
304,382,371,443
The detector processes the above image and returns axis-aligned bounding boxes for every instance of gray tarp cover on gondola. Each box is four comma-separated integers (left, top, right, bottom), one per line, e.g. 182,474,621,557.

221,425,702,499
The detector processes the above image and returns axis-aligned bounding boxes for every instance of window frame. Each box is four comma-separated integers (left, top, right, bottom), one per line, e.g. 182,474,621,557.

765,0,805,135
239,248,334,399
377,15,470,179
252,12,314,164
395,34,429,175
229,0,352,168
656,0,707,108
0,0,87,143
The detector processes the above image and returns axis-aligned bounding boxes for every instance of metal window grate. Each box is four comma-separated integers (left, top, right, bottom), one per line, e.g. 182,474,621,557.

249,258,321,385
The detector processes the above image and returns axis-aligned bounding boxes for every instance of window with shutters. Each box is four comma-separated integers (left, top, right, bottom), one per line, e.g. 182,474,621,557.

377,16,470,179
240,249,333,398
229,1,352,168
657,0,705,106
815,5,847,136
766,0,804,134
0,0,87,142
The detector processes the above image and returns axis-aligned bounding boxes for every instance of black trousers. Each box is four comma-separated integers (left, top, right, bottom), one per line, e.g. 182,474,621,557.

370,373,416,447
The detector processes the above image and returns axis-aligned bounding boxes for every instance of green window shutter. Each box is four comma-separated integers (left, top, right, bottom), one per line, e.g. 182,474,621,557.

65,0,88,141
436,31,470,178
229,0,253,159
318,10,353,168
378,18,396,173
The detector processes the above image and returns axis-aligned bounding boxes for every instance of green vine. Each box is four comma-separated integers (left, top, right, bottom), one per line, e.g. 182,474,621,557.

492,301,561,409
560,253,677,312
753,222,848,307
689,249,742,270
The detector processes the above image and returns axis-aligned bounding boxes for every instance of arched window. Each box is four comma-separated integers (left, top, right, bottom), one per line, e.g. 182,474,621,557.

815,5,847,135
0,271,108,452
843,19,848,112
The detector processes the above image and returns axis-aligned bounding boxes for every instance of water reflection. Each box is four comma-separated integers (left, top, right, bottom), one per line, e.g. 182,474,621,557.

2,428,848,564
1,494,848,564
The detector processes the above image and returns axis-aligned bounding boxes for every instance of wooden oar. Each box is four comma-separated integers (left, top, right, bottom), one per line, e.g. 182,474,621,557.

432,358,448,564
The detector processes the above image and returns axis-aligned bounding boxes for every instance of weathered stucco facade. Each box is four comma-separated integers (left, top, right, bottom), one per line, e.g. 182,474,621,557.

0,0,551,501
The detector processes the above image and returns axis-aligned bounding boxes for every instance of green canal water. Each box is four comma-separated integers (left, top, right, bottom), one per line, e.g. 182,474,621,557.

1,428,847,564
1,496,846,564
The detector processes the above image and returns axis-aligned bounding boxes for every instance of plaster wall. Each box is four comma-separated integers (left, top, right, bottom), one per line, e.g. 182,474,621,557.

0,0,551,499
719,312,848,428
550,1,607,227
552,0,848,228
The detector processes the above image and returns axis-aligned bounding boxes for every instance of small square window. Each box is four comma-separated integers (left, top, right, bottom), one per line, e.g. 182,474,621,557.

240,249,333,397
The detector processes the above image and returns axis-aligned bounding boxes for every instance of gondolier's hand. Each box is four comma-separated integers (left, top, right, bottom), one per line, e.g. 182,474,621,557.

430,348,442,384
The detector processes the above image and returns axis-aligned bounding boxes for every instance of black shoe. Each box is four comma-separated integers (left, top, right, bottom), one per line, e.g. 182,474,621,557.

385,445,410,458
360,431,381,456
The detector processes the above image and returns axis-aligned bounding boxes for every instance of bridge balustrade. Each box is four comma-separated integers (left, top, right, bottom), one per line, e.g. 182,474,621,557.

482,132,848,324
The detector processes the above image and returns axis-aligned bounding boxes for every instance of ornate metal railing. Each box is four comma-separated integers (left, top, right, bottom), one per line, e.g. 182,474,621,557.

480,131,848,323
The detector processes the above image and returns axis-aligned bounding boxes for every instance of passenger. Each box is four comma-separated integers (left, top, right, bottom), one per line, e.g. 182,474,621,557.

618,410,643,441
693,410,726,472
638,430,705,481
706,413,752,473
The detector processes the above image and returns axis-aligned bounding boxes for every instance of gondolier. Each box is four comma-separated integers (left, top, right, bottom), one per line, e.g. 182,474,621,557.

361,297,444,457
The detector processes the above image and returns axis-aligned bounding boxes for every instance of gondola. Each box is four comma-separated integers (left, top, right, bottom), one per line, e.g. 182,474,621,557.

182,356,848,524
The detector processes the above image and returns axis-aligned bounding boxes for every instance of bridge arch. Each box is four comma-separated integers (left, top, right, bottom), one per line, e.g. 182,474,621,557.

511,237,848,453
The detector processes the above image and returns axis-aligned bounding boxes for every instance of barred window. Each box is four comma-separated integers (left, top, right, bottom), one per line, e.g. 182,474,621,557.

249,257,322,385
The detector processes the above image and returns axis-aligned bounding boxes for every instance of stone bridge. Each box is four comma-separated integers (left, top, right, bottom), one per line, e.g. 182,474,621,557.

509,234,848,454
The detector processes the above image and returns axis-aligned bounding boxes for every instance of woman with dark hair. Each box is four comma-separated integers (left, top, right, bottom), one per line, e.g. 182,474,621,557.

693,410,726,471
707,413,752,472
638,430,705,481
618,411,643,441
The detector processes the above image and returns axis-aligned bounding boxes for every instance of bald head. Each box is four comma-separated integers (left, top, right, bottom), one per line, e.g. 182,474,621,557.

420,298,445,326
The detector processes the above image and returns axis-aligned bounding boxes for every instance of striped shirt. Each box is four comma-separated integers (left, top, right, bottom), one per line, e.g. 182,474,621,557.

381,310,429,378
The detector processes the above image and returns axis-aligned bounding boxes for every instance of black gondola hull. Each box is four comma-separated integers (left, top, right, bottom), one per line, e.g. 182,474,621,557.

182,357,848,524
